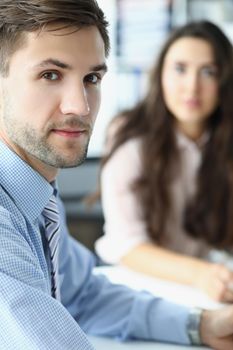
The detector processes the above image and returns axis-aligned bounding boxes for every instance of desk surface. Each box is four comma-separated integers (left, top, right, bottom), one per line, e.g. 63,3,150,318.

90,266,224,350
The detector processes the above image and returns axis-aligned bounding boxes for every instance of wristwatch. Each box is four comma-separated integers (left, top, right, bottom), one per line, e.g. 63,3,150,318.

187,307,203,345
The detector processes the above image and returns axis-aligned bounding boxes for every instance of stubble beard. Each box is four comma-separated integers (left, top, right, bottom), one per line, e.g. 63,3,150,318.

3,108,92,169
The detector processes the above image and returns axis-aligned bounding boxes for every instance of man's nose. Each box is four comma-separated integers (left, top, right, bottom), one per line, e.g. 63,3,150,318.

60,83,90,117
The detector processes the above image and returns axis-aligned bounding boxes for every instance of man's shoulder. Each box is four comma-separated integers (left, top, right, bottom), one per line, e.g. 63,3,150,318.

0,192,47,294
0,185,28,234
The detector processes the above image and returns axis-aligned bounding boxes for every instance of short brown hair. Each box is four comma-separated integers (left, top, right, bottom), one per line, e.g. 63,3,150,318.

0,0,109,75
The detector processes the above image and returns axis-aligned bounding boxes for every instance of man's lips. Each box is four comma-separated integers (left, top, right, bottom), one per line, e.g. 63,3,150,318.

51,129,87,138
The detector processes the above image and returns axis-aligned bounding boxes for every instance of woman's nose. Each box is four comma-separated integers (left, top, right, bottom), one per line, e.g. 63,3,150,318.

185,72,200,94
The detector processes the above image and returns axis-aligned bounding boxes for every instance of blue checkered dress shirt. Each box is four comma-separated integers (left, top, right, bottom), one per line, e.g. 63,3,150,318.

0,141,190,349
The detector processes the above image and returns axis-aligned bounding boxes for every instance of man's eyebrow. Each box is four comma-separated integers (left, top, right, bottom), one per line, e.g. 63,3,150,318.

33,59,72,70
32,59,108,73
91,63,108,73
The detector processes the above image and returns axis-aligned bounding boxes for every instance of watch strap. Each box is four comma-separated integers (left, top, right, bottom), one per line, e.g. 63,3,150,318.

187,307,203,345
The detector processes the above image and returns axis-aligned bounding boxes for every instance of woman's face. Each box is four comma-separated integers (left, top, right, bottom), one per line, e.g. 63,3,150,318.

161,37,219,140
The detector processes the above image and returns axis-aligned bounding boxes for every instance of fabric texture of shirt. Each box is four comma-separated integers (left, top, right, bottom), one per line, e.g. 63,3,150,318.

0,140,191,349
96,132,211,264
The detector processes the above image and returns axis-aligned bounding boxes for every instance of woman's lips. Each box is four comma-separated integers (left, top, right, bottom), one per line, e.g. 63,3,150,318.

184,99,201,108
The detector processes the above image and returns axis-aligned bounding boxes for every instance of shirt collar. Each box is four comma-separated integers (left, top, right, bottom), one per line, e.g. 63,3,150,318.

0,141,54,223
175,129,210,151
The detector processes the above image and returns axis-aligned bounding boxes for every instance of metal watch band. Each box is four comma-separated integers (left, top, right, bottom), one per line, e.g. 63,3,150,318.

187,307,203,345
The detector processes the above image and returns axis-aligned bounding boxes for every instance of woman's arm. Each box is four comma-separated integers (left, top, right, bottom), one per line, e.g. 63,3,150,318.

121,242,233,302
98,135,233,303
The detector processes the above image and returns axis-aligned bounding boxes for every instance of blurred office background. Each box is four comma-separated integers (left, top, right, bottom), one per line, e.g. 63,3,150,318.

57,0,233,251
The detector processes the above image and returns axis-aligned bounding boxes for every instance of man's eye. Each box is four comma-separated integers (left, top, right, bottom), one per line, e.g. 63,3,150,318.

42,72,60,81
85,73,101,84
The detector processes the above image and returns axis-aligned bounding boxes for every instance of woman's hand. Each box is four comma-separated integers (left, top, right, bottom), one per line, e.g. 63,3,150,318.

196,262,233,302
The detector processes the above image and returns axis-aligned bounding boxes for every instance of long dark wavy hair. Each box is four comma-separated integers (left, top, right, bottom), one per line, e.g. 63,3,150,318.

101,21,233,248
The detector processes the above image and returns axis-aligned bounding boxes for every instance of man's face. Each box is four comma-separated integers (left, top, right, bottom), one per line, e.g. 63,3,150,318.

0,25,107,180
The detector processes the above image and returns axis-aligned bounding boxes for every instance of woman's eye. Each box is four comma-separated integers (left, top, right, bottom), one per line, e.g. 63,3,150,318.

174,63,185,74
42,72,60,81
201,67,218,78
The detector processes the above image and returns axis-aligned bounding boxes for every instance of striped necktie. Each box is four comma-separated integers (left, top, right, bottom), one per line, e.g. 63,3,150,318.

43,194,60,300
